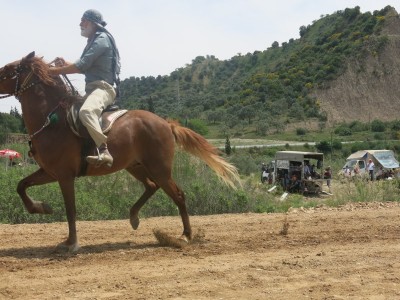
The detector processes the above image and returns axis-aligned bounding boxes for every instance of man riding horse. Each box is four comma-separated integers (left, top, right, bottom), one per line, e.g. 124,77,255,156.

50,9,120,167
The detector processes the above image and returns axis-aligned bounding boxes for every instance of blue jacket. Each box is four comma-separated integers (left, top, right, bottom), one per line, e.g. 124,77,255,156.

75,31,115,85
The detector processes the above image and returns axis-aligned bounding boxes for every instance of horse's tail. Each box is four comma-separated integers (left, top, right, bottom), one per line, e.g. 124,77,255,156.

169,120,241,189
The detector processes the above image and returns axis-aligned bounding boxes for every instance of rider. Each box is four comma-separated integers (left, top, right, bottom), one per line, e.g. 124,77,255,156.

49,9,121,167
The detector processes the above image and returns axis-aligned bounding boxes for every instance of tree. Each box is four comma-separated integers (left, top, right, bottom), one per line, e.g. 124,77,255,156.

315,140,331,153
187,119,209,135
370,119,386,132
147,97,155,113
225,136,232,155
299,25,307,37
238,106,256,124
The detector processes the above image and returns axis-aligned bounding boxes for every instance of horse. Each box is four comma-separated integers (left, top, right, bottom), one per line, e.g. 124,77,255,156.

0,52,240,252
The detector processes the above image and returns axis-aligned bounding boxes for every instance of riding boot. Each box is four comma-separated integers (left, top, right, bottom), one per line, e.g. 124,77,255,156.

86,143,113,167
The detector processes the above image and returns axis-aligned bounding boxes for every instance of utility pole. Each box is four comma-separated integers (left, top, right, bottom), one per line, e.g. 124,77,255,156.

330,130,333,163
176,77,182,117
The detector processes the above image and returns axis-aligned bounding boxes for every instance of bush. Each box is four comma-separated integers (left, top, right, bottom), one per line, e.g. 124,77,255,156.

334,125,352,136
296,128,307,135
371,119,386,132
332,140,342,150
315,140,331,153
349,120,368,132
187,119,209,135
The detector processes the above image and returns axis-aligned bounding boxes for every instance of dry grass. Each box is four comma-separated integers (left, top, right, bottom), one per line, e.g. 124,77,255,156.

279,215,290,235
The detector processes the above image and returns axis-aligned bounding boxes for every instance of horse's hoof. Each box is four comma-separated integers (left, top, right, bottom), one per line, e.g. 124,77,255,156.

179,234,189,244
41,202,53,214
130,216,140,230
55,241,80,253
31,201,53,214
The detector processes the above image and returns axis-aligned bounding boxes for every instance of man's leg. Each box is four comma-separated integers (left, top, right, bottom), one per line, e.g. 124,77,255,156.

80,81,116,167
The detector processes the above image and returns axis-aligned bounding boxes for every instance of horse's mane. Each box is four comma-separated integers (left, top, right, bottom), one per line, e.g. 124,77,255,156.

26,56,82,104
28,57,59,86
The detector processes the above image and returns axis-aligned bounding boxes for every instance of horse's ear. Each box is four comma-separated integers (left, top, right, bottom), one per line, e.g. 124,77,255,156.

22,52,35,63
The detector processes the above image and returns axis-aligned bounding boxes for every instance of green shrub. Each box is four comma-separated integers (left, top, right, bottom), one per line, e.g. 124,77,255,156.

334,126,352,136
187,119,209,135
371,119,386,132
296,128,307,135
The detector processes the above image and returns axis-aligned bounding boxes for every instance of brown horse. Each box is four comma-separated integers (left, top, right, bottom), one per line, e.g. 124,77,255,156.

0,52,240,252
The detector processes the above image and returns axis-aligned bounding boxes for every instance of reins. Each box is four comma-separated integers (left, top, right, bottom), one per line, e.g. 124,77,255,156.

0,60,71,140
0,64,37,99
29,103,61,139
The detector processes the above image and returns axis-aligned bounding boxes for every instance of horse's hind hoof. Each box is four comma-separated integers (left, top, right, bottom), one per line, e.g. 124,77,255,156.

54,241,80,253
41,202,53,214
130,216,140,230
179,234,189,244
31,201,53,214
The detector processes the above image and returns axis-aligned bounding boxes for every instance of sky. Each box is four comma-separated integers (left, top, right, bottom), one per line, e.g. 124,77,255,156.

0,0,399,113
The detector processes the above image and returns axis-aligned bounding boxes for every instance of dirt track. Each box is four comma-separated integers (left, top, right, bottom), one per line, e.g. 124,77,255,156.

1,202,400,300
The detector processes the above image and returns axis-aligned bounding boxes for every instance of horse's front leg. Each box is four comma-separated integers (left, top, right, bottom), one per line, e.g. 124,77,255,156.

17,168,55,214
56,178,79,253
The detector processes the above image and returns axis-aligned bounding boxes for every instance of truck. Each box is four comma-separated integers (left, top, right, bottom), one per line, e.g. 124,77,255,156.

272,151,325,194
339,149,399,180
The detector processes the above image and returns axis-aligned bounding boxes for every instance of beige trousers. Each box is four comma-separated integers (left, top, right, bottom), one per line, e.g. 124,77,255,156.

79,80,116,147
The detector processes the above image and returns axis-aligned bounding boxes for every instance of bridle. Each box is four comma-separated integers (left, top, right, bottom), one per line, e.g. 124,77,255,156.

0,62,61,140
0,63,37,100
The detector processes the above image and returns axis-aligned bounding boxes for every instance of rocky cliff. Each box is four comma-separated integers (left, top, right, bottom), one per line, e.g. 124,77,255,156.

314,8,400,125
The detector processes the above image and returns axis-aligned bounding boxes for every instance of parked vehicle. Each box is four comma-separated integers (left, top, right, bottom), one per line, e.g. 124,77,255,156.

265,159,289,184
272,151,325,194
339,150,399,180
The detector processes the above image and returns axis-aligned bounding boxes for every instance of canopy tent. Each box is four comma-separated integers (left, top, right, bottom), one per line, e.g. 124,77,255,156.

346,150,399,169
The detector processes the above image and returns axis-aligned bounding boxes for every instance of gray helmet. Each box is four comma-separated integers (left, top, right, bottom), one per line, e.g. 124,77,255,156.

82,9,107,27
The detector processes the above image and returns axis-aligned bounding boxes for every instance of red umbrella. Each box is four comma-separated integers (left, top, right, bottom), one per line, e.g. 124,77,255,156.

0,149,21,159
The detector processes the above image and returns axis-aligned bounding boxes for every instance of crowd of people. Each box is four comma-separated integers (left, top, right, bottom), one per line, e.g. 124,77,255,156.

343,159,398,181
261,161,332,194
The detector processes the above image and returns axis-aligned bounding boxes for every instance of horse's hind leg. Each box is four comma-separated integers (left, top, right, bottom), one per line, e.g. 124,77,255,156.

159,178,192,242
17,168,55,214
125,165,160,230
126,166,191,241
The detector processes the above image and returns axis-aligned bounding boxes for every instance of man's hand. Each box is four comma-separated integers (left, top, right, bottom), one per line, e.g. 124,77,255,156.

48,61,81,76
54,57,67,67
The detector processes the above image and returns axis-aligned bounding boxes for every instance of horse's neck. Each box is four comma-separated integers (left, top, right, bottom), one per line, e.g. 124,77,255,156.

20,89,66,136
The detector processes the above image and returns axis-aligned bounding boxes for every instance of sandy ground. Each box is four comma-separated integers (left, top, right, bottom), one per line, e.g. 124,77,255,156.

1,202,400,300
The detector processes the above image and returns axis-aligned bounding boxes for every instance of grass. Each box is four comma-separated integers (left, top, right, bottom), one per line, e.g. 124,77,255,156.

0,127,399,224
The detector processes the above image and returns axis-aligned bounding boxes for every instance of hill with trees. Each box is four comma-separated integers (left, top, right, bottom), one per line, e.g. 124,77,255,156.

119,5,399,137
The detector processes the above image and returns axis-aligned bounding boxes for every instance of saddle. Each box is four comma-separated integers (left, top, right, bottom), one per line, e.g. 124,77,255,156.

67,101,128,139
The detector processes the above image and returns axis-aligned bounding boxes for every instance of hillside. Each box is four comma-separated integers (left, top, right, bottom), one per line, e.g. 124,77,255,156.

119,6,399,135
314,7,400,124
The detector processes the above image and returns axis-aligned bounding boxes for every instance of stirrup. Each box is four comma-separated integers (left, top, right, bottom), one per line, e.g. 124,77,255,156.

86,147,113,167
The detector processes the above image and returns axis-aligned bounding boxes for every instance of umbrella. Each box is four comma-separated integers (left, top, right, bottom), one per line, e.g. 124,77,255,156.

0,149,21,159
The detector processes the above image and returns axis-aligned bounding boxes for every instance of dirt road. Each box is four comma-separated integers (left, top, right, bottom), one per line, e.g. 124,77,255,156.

1,202,400,299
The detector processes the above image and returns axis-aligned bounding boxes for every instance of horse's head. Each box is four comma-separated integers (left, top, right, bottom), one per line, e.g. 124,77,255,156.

0,51,59,100
0,52,35,99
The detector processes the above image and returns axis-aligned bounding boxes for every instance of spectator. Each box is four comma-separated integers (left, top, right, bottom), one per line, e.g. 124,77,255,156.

366,159,375,181
288,174,302,193
324,166,332,193
261,163,267,183
344,166,351,177
304,161,311,179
